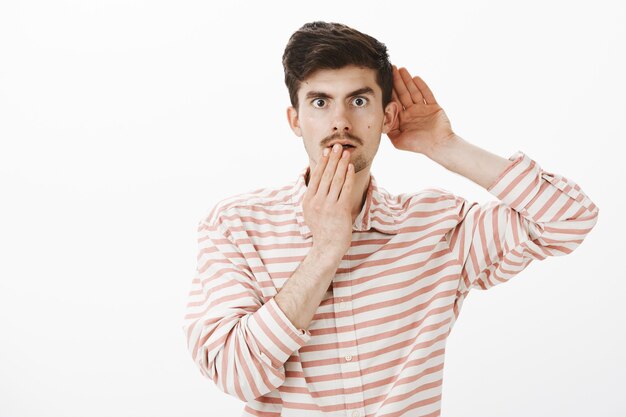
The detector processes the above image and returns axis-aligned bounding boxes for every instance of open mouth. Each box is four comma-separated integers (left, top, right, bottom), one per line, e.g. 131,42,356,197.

328,144,356,149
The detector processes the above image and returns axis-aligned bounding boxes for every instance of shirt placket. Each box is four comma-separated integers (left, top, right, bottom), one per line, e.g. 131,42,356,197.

333,247,366,417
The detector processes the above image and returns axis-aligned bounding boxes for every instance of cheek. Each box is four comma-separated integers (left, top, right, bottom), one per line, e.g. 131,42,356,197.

299,113,325,133
361,110,383,125
360,114,383,133
302,110,326,121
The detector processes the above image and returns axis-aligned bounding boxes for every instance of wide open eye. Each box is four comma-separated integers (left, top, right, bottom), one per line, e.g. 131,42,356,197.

311,98,327,108
352,97,368,107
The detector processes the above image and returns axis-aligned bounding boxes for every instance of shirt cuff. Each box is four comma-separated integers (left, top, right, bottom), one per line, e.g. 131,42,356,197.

486,150,542,213
247,297,311,367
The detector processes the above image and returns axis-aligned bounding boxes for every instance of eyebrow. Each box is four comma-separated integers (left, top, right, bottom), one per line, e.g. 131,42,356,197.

304,87,375,101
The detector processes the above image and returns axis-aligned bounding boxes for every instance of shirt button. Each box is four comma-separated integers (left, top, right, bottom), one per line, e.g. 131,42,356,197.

345,354,353,361
351,411,360,417
339,302,347,310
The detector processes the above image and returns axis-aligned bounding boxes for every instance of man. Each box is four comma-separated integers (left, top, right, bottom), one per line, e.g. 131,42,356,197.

182,21,599,417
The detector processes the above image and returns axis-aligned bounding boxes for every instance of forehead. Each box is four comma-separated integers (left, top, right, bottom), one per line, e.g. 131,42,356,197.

299,66,380,97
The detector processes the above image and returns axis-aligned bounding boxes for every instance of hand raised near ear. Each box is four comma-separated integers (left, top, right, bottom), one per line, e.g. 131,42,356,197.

388,65,454,154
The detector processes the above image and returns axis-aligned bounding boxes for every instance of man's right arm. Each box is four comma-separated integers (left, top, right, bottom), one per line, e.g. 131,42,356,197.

182,219,314,402
274,244,342,331
182,144,355,401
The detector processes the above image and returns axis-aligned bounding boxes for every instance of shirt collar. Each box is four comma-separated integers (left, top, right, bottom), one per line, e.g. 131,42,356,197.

290,166,400,239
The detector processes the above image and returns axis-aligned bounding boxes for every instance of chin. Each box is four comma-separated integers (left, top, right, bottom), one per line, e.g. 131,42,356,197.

351,156,370,174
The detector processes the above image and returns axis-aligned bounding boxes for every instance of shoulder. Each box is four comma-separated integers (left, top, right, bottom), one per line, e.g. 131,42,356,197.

199,182,296,229
377,185,467,214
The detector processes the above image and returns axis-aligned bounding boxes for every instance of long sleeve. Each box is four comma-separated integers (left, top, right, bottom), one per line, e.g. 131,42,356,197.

181,216,311,402
450,150,599,293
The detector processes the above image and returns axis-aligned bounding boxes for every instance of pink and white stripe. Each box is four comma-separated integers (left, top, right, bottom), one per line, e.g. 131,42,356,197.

182,151,598,417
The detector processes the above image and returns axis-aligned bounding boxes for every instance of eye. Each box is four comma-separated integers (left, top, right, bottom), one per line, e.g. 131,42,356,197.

352,96,368,107
311,98,327,108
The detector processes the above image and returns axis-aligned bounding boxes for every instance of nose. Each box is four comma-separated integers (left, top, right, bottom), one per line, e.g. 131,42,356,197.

332,103,352,133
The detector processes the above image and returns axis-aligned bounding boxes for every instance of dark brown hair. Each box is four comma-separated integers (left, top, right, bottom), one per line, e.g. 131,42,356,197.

282,21,393,111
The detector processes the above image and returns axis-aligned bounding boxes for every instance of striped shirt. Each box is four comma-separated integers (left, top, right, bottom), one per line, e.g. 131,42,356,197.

182,151,598,417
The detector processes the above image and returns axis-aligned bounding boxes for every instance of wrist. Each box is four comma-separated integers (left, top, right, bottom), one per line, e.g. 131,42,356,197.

424,132,460,167
309,243,345,267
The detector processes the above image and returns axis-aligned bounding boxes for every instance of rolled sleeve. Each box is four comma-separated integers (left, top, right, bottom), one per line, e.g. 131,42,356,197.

452,150,599,293
247,297,311,368
182,216,311,401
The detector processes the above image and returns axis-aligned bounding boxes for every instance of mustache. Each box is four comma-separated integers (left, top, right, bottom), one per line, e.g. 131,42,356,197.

321,132,363,147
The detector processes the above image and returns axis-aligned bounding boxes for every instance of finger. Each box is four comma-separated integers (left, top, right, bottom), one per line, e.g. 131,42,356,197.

391,88,403,111
391,66,405,110
317,143,343,196
412,75,437,105
337,163,355,204
398,67,424,104
307,147,330,193
327,149,350,201
392,65,414,109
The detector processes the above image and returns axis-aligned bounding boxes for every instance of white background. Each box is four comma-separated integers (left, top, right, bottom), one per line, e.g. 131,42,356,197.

1,1,624,416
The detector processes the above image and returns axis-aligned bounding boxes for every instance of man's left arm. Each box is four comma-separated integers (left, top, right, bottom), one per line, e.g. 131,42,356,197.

423,134,515,190
446,145,598,292
388,66,600,291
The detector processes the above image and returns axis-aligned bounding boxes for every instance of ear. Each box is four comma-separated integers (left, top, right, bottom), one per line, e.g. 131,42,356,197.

381,101,399,134
286,106,302,137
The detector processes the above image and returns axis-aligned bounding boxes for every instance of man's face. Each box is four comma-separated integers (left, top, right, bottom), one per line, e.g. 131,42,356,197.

287,65,397,175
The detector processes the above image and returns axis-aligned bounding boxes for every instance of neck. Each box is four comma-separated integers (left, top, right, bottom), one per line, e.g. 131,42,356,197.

350,169,371,223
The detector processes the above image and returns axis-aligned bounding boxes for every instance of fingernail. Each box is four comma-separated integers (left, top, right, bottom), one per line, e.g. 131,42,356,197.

333,143,341,153
323,147,330,156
